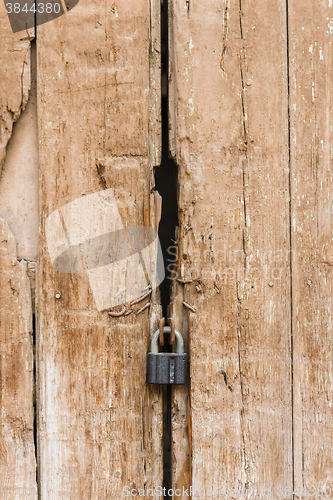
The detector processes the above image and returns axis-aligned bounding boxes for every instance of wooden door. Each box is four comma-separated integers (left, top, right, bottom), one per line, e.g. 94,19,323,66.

0,0,332,498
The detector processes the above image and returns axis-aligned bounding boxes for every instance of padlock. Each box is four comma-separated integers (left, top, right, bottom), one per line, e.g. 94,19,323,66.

147,326,187,384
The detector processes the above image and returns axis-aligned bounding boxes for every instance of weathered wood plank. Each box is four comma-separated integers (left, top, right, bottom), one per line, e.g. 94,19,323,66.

0,3,34,174
169,0,292,496
0,219,37,500
0,8,37,498
289,0,333,493
37,1,162,498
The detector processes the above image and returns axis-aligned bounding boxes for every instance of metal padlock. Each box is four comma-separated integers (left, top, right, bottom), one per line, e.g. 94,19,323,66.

147,326,187,385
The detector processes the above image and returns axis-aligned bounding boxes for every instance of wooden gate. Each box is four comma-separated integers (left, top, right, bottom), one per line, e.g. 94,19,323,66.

0,0,332,498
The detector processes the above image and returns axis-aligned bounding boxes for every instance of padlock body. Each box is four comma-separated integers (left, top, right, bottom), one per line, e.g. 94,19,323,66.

147,353,187,384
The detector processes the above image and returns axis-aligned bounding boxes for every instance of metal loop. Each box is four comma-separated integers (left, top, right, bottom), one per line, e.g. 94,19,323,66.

150,326,184,355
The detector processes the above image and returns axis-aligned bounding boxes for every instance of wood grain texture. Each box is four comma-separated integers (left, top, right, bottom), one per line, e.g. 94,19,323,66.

0,3,34,174
289,0,333,494
149,0,162,169
169,0,293,496
37,1,163,498
169,285,191,497
0,219,37,499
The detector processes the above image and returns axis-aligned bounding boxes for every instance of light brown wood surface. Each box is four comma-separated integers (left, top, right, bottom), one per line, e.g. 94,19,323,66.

289,0,333,495
0,219,37,499
37,1,163,498
0,0,332,497
169,0,293,497
0,6,37,499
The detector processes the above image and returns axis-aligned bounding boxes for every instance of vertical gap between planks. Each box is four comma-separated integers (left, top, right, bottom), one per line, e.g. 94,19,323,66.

286,0,295,493
286,0,295,496
32,2,39,495
27,261,38,496
167,0,192,495
154,0,180,497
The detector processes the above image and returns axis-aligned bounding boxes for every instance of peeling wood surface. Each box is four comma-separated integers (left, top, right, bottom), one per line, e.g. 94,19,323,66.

37,0,163,498
0,3,34,175
0,41,39,260
289,0,333,492
169,0,293,496
0,219,37,499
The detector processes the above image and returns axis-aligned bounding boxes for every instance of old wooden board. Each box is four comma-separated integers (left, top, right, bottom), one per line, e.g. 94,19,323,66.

0,5,37,499
289,0,333,494
36,0,163,498
169,0,292,496
0,2,34,174
0,219,37,499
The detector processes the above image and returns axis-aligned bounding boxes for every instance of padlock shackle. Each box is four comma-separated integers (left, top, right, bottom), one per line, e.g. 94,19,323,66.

150,326,184,354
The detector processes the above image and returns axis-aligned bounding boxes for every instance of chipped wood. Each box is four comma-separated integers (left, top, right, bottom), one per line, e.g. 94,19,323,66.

0,3,34,175
0,219,37,499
